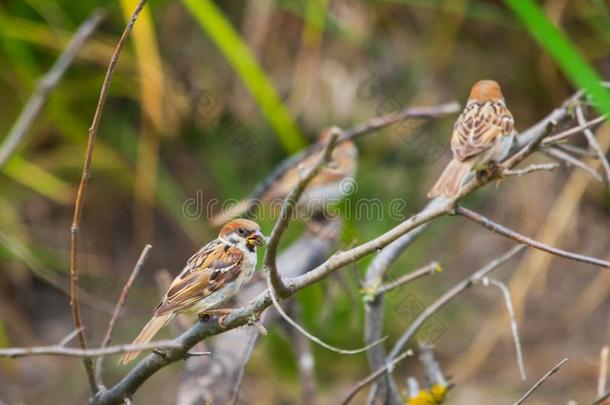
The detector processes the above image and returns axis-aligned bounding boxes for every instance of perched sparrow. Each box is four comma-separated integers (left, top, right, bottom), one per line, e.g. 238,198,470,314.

119,219,265,365
210,127,358,226
427,80,514,198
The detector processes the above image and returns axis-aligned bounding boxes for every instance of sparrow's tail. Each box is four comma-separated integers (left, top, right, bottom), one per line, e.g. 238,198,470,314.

427,159,472,198
119,313,174,365
210,199,252,227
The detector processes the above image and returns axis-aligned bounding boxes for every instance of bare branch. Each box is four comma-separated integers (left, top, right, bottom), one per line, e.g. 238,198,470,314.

340,101,461,142
513,358,568,405
576,106,610,185
230,326,262,405
503,163,560,177
599,346,609,399
542,147,604,183
455,206,610,269
266,276,386,354
263,129,339,298
363,198,446,405
374,261,441,296
341,349,414,405
0,340,180,359
387,245,525,360
95,244,152,387
480,277,526,380
288,303,318,405
542,115,606,145
184,351,211,358
59,327,85,347
70,0,148,393
0,9,106,168
553,143,598,158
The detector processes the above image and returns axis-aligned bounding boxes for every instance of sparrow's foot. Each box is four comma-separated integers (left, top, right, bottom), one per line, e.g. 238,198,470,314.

486,161,505,188
197,308,233,328
476,161,503,184
476,168,491,183
247,313,268,335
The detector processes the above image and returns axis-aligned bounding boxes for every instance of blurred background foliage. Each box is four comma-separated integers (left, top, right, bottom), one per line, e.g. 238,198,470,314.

0,0,608,404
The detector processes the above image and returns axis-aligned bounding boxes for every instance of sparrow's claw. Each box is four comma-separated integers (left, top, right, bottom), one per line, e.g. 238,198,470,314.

476,168,491,183
477,161,503,184
198,308,233,327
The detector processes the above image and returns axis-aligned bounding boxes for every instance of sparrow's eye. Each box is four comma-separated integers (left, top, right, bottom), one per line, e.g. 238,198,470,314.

238,228,247,236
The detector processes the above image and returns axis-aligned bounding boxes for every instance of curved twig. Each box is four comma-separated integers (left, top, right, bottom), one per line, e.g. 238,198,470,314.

455,206,610,269
95,244,152,387
263,129,339,298
0,340,180,359
70,0,148,393
513,358,568,405
387,246,525,361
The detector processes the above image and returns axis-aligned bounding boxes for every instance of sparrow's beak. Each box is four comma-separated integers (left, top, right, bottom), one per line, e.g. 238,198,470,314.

248,230,266,247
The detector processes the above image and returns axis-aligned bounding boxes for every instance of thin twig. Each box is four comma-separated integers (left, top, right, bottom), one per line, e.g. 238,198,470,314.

59,327,85,347
263,129,339,298
503,163,560,177
576,106,610,185
289,303,318,405
374,261,441,296
554,143,598,158
594,392,610,405
387,246,525,360
480,277,526,380
266,276,385,354
542,115,607,145
70,0,148,394
0,340,180,359
95,244,152,387
598,346,609,398
0,9,106,168
513,358,568,405
340,101,461,141
542,147,604,183
455,206,610,269
362,198,446,405
184,351,211,357
230,324,264,405
341,349,414,405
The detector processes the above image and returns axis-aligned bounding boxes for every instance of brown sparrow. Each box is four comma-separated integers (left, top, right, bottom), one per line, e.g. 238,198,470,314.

211,127,358,226
427,80,514,198
119,219,265,365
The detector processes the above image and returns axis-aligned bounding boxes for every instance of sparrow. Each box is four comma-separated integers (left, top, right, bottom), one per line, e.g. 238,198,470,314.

210,127,358,226
119,219,265,365
427,80,515,198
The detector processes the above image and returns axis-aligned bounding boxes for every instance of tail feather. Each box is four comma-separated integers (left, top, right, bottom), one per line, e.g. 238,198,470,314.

427,159,472,198
119,313,174,365
210,199,252,227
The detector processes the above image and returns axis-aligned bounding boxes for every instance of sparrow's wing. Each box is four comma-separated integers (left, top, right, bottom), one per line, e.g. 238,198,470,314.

254,140,358,201
154,240,244,315
451,102,514,162
250,145,318,201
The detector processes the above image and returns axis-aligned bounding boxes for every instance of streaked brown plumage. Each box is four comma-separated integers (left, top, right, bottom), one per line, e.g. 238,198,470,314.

210,127,358,226
427,80,515,198
119,219,264,365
